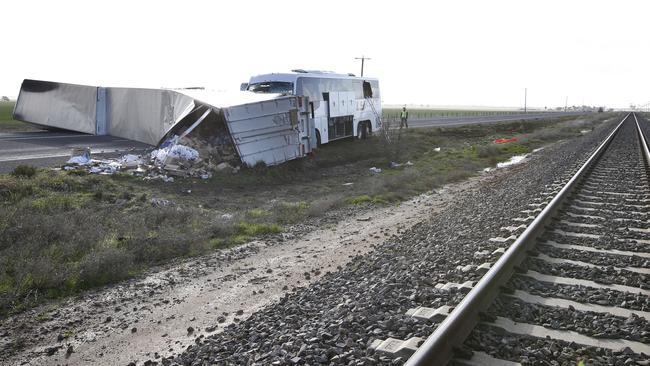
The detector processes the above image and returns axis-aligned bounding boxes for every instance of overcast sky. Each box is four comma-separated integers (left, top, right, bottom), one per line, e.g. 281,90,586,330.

1,0,649,109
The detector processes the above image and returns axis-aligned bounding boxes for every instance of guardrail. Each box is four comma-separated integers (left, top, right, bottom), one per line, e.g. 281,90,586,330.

381,111,589,123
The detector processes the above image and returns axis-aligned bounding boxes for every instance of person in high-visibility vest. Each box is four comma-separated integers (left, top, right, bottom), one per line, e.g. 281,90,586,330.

400,107,409,128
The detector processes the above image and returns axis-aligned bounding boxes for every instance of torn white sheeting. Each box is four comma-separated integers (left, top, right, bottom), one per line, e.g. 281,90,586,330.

120,154,143,168
151,144,199,164
67,155,92,165
67,148,92,165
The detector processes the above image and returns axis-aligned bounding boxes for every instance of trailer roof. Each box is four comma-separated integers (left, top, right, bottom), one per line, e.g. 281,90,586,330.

248,71,378,84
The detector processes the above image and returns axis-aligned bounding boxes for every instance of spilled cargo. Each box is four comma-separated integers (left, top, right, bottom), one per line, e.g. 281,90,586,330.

13,71,382,171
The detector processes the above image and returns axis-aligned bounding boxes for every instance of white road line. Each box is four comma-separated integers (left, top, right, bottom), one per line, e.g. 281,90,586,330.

0,134,89,141
0,149,138,162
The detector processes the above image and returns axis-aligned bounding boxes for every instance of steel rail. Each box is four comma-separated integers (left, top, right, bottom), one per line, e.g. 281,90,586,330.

405,112,632,366
633,113,650,168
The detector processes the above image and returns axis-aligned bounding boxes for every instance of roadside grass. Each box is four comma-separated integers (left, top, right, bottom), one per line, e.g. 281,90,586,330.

0,113,617,316
0,101,37,132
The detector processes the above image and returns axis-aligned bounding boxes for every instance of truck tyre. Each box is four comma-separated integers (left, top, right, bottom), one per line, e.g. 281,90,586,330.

357,122,369,140
316,129,322,147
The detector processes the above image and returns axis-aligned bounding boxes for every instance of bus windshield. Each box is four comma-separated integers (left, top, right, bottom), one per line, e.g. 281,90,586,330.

247,81,294,94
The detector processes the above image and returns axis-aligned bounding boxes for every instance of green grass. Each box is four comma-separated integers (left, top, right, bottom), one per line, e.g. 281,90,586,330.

0,101,36,132
346,194,389,205
0,112,618,317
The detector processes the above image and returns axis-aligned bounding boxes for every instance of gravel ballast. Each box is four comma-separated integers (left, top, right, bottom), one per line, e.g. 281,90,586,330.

170,117,624,366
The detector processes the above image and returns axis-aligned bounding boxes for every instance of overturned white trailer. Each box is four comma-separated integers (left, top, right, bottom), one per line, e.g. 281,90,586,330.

13,79,316,166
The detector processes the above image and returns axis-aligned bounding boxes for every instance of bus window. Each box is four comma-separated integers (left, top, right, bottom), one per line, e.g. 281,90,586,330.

247,82,294,94
310,102,314,118
363,81,373,98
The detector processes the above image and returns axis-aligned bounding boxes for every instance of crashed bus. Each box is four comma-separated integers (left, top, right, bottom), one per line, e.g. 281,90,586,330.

12,71,382,169
243,70,382,145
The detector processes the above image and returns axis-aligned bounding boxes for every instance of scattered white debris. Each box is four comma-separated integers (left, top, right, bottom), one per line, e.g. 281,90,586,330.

215,162,233,171
151,144,199,164
62,139,236,181
483,153,530,172
221,213,234,220
532,147,544,153
67,147,92,165
434,147,441,152
389,161,414,169
369,167,382,173
580,129,590,134
496,154,528,168
342,182,354,186
151,198,174,207
120,154,143,168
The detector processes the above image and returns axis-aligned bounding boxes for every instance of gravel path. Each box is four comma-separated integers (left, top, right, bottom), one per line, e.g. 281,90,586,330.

0,168,474,366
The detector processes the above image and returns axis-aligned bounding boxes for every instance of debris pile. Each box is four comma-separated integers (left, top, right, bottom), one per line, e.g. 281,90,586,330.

62,105,245,181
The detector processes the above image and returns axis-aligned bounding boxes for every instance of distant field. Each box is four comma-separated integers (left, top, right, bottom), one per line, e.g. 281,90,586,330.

382,108,525,120
0,101,36,132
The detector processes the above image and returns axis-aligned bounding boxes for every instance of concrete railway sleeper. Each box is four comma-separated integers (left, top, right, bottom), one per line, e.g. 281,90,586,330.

395,113,650,365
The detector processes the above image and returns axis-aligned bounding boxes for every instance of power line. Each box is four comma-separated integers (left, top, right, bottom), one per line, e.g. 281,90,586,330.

355,56,371,77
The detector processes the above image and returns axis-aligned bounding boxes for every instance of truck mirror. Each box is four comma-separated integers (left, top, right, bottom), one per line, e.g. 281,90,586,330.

240,83,249,91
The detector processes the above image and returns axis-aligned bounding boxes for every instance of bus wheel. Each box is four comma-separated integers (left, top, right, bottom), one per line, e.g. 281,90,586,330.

316,130,322,147
357,122,369,140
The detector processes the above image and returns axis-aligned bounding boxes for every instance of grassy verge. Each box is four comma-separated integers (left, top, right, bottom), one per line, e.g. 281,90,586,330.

0,113,616,316
0,101,38,132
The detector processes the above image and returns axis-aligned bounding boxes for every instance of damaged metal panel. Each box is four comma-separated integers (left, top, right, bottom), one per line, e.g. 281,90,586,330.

106,88,195,146
13,79,97,134
224,97,305,166
13,79,316,168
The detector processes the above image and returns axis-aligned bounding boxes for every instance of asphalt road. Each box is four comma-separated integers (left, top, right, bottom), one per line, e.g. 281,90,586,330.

0,131,150,173
0,112,587,173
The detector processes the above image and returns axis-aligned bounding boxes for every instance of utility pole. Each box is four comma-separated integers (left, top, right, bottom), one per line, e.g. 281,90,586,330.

355,56,371,77
564,96,568,112
524,88,527,113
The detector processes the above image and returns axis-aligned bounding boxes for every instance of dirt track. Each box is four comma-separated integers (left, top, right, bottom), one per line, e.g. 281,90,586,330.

0,174,484,366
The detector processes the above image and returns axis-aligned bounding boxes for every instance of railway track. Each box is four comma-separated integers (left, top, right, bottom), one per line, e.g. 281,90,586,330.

370,113,650,365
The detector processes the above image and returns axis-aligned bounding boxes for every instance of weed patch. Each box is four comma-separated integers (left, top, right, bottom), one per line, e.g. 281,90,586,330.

11,165,37,178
